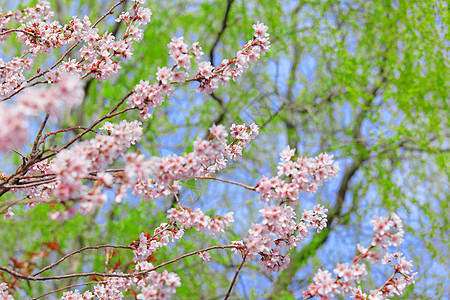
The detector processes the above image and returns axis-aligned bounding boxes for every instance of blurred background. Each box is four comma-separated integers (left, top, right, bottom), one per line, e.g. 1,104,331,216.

0,0,448,298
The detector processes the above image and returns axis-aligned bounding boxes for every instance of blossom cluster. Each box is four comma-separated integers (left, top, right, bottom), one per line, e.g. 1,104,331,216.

194,21,271,94
18,73,84,116
132,223,184,263
303,213,416,299
56,227,183,300
0,1,52,36
60,226,184,299
47,120,142,219
256,146,339,205
48,2,151,82
0,283,13,300
60,276,129,300
236,204,329,272
128,21,270,120
124,123,258,201
0,56,33,96
127,79,171,120
133,262,181,299
59,266,180,300
6,86,258,221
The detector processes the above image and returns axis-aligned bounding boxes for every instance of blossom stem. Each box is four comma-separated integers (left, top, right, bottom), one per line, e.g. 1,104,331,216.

0,28,37,37
378,268,399,293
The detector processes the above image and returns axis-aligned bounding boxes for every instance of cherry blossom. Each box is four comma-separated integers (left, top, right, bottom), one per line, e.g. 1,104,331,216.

125,123,258,201
198,251,212,264
0,283,14,300
256,146,339,204
303,213,415,299
133,262,181,300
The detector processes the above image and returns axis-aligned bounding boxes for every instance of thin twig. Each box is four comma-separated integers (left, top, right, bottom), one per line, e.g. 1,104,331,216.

0,28,37,37
0,244,242,281
29,280,106,300
12,149,27,158
33,244,132,276
209,0,235,66
195,176,256,191
225,251,248,300
40,90,134,161
3,178,57,189
38,126,93,148
32,113,50,155
377,269,399,293
169,186,182,206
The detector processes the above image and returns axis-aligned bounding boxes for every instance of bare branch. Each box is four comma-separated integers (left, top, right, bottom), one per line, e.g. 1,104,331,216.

33,244,133,277
195,176,256,191
224,251,248,300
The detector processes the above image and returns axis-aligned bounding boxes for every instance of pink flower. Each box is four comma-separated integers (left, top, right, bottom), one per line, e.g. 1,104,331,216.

198,251,211,263
156,66,173,84
0,109,28,153
3,208,14,220
198,61,214,79
252,22,269,38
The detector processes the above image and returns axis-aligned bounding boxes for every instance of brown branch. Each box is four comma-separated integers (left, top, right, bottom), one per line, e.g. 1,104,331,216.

195,176,256,191
0,0,126,103
0,80,47,103
17,168,123,181
0,196,26,214
33,244,133,277
170,187,182,206
38,126,93,148
2,178,57,189
224,251,248,300
29,280,106,300
0,88,131,197
12,149,27,159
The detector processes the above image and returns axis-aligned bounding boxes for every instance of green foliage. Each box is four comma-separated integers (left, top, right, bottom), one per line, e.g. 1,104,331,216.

0,0,448,298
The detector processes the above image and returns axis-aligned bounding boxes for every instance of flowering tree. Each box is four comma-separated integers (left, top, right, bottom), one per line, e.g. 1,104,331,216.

0,0,447,299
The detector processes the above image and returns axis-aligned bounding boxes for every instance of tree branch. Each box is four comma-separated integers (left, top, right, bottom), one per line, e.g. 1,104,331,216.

224,251,248,300
209,0,235,66
0,244,242,281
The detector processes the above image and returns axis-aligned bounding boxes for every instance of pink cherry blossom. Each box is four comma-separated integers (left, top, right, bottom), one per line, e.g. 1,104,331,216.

198,251,211,264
